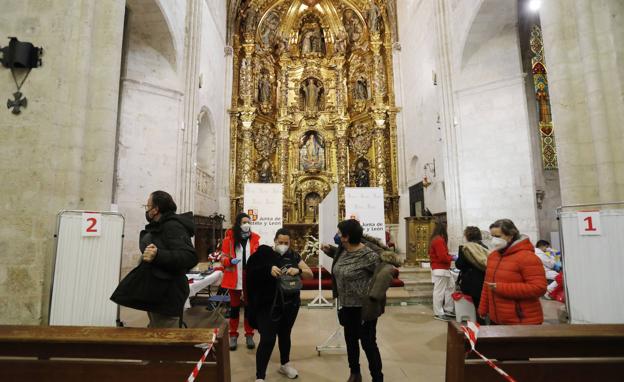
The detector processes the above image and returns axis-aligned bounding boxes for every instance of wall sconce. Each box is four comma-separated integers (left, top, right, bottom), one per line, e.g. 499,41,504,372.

423,159,436,188
536,189,545,209
1,37,43,115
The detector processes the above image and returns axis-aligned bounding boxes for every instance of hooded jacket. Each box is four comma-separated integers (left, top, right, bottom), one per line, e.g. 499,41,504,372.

220,228,261,290
137,211,198,317
478,236,547,325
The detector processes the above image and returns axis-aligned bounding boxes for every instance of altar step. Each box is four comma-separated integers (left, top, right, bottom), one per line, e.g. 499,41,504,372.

300,265,434,306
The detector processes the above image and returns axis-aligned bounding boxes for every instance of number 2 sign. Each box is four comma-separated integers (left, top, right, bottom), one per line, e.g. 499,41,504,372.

577,210,601,236
82,213,102,237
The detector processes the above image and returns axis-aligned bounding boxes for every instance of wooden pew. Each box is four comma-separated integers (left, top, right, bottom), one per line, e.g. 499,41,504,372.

446,321,624,382
0,323,230,382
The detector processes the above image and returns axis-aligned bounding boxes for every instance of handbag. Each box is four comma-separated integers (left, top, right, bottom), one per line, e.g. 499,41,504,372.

278,272,302,295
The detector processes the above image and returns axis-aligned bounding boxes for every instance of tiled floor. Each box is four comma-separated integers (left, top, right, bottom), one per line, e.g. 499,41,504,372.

121,299,564,382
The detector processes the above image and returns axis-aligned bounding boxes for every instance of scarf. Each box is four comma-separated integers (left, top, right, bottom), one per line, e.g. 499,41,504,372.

462,242,489,271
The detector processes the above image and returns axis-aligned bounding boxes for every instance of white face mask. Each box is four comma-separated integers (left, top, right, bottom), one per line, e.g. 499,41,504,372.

275,244,289,255
241,223,251,232
491,237,508,248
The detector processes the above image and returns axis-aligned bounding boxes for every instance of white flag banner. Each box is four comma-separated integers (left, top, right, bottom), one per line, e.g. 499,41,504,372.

318,185,338,272
344,187,386,245
244,183,283,246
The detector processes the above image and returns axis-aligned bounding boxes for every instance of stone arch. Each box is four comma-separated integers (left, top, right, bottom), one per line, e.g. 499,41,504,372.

458,0,518,72
197,107,217,178
125,0,179,85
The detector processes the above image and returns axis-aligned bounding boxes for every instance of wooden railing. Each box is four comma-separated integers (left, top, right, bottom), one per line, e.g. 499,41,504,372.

446,321,624,381
0,323,230,382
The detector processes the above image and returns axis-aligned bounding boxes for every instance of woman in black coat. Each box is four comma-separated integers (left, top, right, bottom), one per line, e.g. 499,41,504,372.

455,226,489,324
113,191,198,329
246,228,312,381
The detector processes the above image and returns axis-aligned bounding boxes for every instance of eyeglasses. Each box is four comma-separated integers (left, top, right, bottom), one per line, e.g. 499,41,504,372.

142,204,154,211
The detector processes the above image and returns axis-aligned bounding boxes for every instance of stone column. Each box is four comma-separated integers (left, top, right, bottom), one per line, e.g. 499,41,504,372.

433,0,463,247
541,0,624,204
177,0,202,212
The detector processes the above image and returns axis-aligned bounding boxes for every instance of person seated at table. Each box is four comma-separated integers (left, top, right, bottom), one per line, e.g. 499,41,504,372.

220,212,261,350
247,228,312,381
535,240,561,281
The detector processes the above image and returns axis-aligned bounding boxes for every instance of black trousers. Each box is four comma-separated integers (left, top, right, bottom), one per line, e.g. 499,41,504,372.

255,300,300,379
339,307,383,382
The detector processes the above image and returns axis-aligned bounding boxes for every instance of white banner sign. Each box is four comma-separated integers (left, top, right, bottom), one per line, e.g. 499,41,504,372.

344,187,386,244
319,185,338,271
244,183,283,246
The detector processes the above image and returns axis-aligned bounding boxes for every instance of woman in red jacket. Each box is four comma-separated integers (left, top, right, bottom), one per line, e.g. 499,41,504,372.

221,212,261,350
479,219,547,325
429,221,455,321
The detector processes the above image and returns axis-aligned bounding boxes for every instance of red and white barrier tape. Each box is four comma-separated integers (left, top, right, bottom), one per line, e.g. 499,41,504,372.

187,328,219,382
460,321,517,382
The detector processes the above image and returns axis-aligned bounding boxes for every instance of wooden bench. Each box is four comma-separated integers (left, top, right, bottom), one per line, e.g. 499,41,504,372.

0,323,230,382
446,321,624,381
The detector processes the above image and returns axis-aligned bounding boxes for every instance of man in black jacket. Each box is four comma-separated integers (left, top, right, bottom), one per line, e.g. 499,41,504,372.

140,190,198,328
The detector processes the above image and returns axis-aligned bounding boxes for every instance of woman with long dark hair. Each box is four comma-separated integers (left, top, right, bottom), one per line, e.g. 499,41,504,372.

429,220,455,321
221,212,261,350
455,226,489,323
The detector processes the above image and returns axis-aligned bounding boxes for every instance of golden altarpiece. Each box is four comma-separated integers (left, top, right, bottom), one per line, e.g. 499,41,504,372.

229,0,399,227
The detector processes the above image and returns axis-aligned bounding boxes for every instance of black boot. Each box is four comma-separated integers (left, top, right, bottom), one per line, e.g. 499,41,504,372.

347,373,362,382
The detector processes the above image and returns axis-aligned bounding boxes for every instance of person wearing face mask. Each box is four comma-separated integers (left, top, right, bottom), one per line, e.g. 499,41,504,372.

221,212,261,350
246,228,312,382
429,221,455,321
479,219,547,325
112,191,197,328
321,219,384,382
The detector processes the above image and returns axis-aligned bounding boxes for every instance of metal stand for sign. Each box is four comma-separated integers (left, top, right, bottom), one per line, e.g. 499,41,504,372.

316,300,346,356
557,202,624,324
308,248,333,308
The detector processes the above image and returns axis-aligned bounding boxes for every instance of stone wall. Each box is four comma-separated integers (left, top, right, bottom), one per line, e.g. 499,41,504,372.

0,1,125,324
394,0,541,250
114,0,185,274
195,0,230,221
395,0,448,252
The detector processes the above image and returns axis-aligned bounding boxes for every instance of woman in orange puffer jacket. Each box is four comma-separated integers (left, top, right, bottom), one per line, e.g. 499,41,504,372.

479,219,547,325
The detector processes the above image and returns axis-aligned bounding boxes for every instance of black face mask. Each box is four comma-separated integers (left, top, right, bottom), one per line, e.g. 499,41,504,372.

145,210,153,223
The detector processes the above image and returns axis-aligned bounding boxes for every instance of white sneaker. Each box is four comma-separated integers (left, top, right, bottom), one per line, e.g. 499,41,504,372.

255,379,264,382
278,362,299,379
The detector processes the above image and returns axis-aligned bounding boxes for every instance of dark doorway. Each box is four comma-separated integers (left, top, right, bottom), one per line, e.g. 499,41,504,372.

409,182,424,217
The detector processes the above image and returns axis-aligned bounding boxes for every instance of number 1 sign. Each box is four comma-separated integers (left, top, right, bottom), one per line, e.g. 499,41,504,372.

82,213,102,237
577,210,601,236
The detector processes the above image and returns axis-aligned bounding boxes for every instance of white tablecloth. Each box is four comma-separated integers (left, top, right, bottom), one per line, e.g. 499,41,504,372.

185,270,223,309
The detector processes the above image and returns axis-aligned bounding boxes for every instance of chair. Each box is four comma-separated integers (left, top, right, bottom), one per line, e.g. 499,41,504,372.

205,287,230,323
